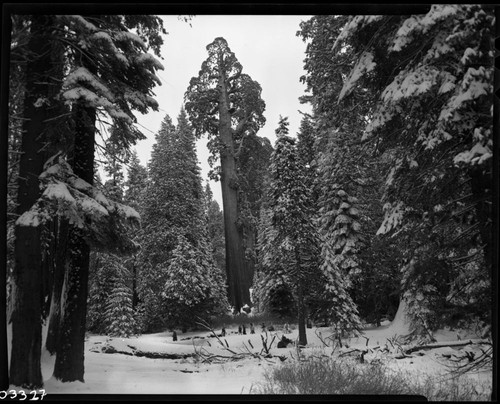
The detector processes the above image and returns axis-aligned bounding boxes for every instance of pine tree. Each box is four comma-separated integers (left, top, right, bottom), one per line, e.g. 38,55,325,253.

139,110,227,332
124,151,148,311
86,154,137,338
262,117,321,345
162,235,228,331
104,256,136,338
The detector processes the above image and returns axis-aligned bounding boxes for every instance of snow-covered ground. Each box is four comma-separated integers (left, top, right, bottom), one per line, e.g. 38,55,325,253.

7,303,493,397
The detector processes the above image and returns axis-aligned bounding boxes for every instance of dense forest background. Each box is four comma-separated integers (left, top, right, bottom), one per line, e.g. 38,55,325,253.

2,5,495,389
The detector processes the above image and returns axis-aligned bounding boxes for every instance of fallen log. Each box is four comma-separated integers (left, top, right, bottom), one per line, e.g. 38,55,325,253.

404,339,490,355
97,343,196,359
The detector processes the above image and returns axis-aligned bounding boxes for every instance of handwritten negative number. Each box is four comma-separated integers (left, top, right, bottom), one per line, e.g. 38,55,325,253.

0,389,46,400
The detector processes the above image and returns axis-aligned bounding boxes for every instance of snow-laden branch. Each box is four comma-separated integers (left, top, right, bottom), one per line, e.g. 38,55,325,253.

16,155,141,255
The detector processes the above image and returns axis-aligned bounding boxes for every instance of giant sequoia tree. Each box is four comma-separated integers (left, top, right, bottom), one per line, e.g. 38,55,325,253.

185,37,266,311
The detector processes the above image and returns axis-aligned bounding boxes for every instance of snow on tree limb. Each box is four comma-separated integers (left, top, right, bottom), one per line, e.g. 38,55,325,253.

16,157,140,254
338,51,376,102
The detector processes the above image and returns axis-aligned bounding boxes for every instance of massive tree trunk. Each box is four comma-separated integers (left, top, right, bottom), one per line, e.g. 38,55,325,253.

218,74,249,312
9,15,55,389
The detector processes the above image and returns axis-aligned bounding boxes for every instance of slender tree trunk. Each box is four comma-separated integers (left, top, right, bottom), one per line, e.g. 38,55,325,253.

295,251,307,346
45,218,69,355
469,168,492,274
53,103,95,381
53,87,96,382
218,74,250,312
132,256,139,309
9,15,55,389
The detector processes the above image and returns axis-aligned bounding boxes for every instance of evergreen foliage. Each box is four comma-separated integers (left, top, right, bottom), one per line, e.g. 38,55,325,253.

298,6,493,335
138,110,229,332
258,117,323,344
162,235,229,331
104,257,136,338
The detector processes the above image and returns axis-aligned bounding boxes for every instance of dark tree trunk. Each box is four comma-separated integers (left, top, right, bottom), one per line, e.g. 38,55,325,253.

9,15,55,389
41,219,57,321
469,167,492,275
295,252,307,346
131,255,139,309
243,228,256,306
218,76,250,312
45,218,69,355
297,284,307,346
52,227,91,382
53,85,96,382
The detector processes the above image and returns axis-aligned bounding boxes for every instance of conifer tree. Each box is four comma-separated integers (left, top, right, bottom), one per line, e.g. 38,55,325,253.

124,151,148,311
139,110,227,331
185,37,266,311
262,117,320,345
104,256,136,338
162,235,229,331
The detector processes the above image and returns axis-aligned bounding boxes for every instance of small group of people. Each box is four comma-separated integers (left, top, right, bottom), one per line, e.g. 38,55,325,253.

236,323,255,335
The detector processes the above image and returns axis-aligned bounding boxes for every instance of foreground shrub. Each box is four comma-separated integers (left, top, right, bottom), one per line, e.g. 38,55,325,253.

251,355,491,400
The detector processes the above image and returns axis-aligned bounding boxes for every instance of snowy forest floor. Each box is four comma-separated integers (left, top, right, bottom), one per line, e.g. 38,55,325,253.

7,308,493,398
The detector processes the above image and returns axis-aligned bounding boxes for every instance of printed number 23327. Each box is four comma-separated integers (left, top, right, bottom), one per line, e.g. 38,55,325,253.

0,389,47,400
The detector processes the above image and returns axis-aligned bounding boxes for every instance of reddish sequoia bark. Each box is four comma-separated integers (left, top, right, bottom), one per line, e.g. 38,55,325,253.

218,72,250,311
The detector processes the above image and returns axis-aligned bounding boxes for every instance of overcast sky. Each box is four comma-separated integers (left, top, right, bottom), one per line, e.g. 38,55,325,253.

133,15,313,206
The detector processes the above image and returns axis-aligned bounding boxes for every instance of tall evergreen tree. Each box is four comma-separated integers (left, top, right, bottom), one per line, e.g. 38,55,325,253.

124,151,148,311
139,110,227,332
261,117,320,345
104,255,136,337
185,37,266,311
162,235,229,331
